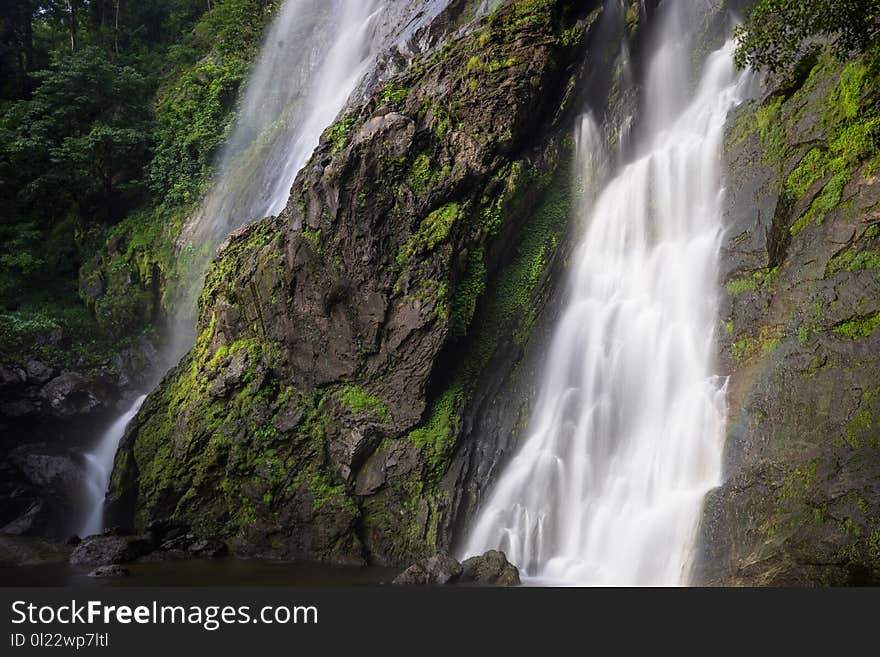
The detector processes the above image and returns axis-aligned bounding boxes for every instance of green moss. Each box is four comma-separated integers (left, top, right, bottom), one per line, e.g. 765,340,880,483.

790,170,849,235
337,385,390,422
450,247,487,337
730,325,785,362
396,203,460,266
407,384,464,475
727,276,757,296
787,147,830,199
380,82,410,105
827,248,880,274
407,152,451,196
833,312,880,339
326,117,356,154
301,227,322,254
308,471,356,513
756,96,787,165
726,267,779,296
624,2,639,34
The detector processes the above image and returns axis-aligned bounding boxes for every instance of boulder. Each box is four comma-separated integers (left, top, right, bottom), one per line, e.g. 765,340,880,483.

393,553,463,585
460,550,521,586
188,539,228,558
88,565,129,578
69,534,154,566
39,372,103,417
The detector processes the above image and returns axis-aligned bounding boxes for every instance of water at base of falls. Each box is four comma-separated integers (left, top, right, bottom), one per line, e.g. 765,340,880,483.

461,20,752,585
78,395,147,537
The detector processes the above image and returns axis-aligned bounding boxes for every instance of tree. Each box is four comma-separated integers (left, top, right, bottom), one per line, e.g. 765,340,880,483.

0,46,151,224
735,0,880,72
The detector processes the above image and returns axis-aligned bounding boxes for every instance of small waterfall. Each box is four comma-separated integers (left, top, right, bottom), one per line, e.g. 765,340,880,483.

76,0,461,535
462,10,751,585
78,395,147,537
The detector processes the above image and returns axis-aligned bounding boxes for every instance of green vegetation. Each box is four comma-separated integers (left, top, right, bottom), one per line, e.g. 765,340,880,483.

833,312,880,339
396,203,461,266
0,0,277,362
337,385,391,422
326,117,356,154
734,0,880,73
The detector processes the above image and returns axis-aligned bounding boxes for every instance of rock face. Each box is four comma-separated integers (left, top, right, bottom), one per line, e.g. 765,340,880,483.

696,49,880,585
0,336,159,538
107,0,611,566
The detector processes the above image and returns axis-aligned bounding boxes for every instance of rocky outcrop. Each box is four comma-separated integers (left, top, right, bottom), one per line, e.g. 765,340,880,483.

697,48,880,585
107,0,610,566
392,549,520,585
0,336,158,538
461,549,520,585
393,553,463,585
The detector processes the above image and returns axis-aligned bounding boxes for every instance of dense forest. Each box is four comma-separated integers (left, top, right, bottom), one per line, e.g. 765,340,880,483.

0,0,277,367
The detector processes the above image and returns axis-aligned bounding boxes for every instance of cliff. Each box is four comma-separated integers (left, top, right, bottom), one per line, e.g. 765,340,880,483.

106,0,610,566
699,47,880,585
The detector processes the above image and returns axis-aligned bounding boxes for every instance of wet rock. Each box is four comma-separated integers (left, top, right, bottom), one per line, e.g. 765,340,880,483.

0,400,39,418
39,372,103,417
188,539,228,558
0,365,26,389
393,554,463,585
0,535,70,567
25,360,53,385
69,534,154,566
0,502,48,536
460,550,521,586
88,565,129,578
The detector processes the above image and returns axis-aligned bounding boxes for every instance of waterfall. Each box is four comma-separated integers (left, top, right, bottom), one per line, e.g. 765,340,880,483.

78,395,146,537
461,9,751,586
76,0,466,537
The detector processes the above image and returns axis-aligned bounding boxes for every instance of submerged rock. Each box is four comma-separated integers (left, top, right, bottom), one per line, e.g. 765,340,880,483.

88,564,129,578
460,550,520,586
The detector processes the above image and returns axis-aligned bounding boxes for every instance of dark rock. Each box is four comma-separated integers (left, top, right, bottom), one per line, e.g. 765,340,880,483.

39,372,104,417
66,535,82,546
88,565,129,578
393,554,463,585
25,360,53,385
69,535,154,566
0,365,26,389
0,535,70,567
188,539,228,558
460,550,521,586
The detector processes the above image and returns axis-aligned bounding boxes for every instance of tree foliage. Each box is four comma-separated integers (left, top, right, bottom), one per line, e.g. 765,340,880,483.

735,0,880,72
0,0,276,336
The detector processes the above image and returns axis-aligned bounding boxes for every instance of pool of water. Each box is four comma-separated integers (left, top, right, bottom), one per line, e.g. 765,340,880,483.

0,558,400,587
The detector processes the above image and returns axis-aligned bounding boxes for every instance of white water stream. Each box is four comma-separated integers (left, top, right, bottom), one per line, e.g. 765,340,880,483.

462,11,751,585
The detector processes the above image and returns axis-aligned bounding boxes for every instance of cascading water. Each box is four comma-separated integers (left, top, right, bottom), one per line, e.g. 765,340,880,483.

76,0,476,537
79,395,147,536
462,8,752,586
